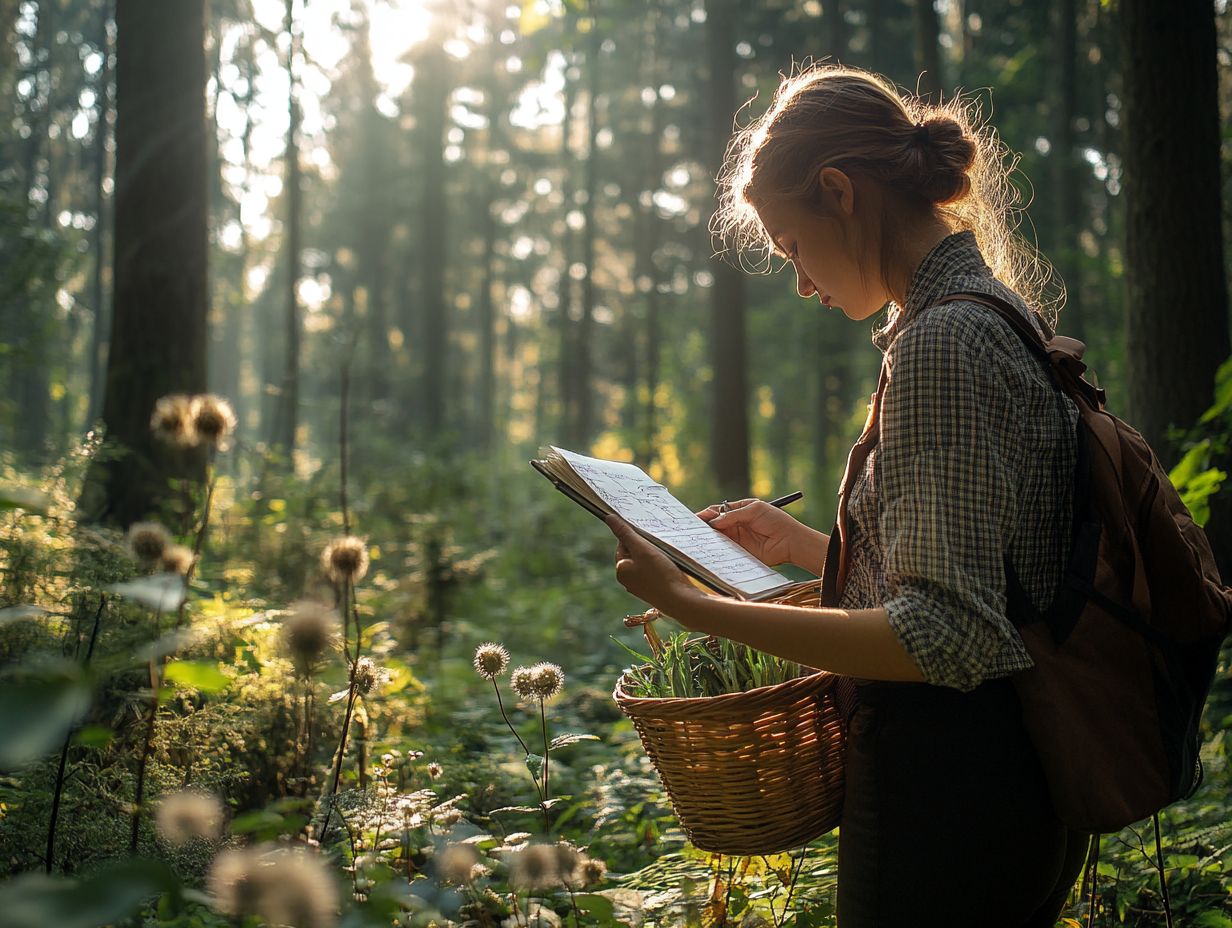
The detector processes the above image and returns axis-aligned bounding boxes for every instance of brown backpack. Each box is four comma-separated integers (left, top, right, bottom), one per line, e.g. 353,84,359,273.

821,289,1232,836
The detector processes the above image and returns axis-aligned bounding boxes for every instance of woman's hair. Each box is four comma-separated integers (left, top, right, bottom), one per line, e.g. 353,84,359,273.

711,60,1063,334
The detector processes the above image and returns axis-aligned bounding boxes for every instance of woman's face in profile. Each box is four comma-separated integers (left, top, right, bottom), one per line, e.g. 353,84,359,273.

755,169,887,321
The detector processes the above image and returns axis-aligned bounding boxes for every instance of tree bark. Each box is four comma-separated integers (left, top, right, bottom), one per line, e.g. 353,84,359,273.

704,0,750,500
80,0,208,526
1119,0,1231,575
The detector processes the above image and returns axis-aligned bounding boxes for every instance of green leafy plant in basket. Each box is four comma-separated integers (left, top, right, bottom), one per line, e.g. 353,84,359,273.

612,612,809,698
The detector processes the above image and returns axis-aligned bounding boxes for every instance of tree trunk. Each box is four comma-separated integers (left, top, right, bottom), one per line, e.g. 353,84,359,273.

912,0,943,101
1119,0,1231,573
704,0,749,500
80,0,208,526
573,1,601,449
1051,0,1085,343
87,0,113,429
273,0,302,452
417,44,450,441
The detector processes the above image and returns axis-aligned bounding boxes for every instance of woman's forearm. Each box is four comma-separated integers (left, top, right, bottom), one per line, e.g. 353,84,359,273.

792,527,830,574
664,593,927,684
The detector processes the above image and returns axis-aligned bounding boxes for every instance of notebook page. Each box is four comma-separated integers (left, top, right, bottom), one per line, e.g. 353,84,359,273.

552,446,789,597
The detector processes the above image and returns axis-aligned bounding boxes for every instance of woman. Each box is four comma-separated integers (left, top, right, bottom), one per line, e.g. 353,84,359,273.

603,63,1093,926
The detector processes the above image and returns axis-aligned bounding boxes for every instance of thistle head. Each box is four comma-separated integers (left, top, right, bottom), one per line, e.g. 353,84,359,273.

193,394,237,450
160,543,196,576
426,761,443,780
352,657,389,696
529,661,564,700
153,789,224,844
127,521,171,562
207,842,338,928
510,665,536,699
437,842,481,885
578,855,607,888
509,842,561,891
280,599,341,677
321,536,369,585
472,642,510,679
150,393,198,447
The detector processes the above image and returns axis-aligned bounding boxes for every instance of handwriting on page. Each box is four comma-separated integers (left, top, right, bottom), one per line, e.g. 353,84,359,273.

554,447,787,596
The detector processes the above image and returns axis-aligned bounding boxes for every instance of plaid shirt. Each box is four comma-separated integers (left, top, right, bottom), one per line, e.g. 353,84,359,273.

836,230,1081,692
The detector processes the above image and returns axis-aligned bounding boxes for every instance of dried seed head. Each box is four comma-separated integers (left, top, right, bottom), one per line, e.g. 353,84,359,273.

529,662,564,700
552,841,581,883
426,761,443,779
150,393,198,447
578,856,607,888
208,843,338,928
353,657,388,696
509,842,561,891
160,543,196,576
437,842,480,884
193,394,237,450
321,536,369,585
280,600,341,677
127,521,171,562
472,642,510,679
510,665,536,699
154,789,224,844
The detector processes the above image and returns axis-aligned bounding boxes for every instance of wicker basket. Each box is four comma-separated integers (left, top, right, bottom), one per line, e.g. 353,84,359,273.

611,579,857,856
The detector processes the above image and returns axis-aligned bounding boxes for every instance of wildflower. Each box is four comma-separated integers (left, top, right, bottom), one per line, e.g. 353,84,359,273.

153,789,223,844
150,393,198,446
160,543,196,576
321,536,369,585
578,855,607,888
426,761,443,779
353,657,389,696
280,600,342,677
503,832,532,846
207,842,338,928
127,521,171,562
472,642,510,679
192,394,237,450
510,666,536,699
437,842,480,884
509,842,560,891
469,862,492,882
529,661,564,700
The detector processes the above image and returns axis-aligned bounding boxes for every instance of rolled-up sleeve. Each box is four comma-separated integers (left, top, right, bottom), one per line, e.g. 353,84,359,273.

877,311,1035,692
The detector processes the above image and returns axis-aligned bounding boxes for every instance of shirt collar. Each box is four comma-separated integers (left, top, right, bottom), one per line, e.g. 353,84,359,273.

871,229,993,352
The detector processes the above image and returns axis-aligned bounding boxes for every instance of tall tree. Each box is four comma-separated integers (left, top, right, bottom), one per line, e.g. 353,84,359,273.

1050,0,1085,343
911,0,943,100
273,0,303,452
1120,0,1230,572
704,0,750,499
81,0,208,525
87,0,113,428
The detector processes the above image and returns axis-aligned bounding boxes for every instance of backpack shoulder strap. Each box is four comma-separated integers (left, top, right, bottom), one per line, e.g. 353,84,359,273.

930,290,1107,409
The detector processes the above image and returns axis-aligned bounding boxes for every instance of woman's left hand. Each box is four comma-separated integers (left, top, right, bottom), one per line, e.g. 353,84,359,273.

604,513,705,623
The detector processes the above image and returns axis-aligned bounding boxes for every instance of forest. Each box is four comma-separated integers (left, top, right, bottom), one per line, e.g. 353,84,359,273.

2,0,1232,924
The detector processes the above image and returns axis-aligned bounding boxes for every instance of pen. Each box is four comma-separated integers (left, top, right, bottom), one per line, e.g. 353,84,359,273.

718,491,803,514
768,491,804,508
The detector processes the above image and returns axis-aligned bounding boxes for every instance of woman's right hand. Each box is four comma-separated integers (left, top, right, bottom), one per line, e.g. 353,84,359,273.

695,499,825,571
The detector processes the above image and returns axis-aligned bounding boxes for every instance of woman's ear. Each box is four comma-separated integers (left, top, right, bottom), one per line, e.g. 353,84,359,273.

818,167,855,217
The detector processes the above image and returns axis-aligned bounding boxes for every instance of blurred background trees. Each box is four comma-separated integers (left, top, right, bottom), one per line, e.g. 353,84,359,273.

0,0,1229,545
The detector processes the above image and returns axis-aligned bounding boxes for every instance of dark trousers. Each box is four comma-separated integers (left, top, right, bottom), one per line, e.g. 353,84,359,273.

836,675,1091,927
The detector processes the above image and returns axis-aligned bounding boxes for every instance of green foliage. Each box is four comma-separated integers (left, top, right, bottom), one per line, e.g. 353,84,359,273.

614,628,808,699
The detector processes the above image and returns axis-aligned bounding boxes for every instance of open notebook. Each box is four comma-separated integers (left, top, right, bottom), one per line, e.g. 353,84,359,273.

530,444,815,602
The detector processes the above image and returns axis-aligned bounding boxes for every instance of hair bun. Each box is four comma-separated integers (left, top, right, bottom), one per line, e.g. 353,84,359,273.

913,115,976,205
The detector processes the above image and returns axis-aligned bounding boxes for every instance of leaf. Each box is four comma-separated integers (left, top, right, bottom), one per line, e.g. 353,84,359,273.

71,725,113,749
1198,356,1232,423
572,893,617,924
549,732,600,750
328,688,351,704
0,662,91,770
0,857,179,928
524,752,544,781
1194,913,1232,928
107,573,186,612
0,604,48,626
163,660,229,694
0,484,51,514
